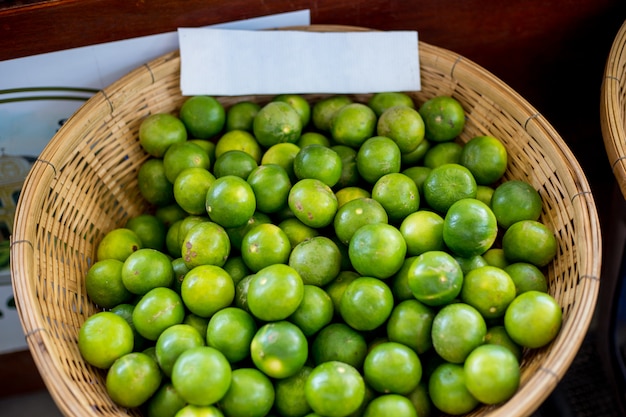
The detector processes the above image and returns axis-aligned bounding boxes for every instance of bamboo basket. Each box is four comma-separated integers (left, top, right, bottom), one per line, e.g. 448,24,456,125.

11,25,601,417
601,19,626,199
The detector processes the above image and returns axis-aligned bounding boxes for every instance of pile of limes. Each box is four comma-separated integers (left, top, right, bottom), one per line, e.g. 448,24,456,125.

78,92,562,417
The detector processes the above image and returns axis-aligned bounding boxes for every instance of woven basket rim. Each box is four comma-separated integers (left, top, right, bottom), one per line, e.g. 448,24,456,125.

10,24,601,417
601,18,626,199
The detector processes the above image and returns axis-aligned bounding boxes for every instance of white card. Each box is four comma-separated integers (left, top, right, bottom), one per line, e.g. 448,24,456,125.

179,28,421,96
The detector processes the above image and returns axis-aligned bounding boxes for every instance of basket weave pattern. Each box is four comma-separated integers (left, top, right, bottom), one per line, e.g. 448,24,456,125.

11,26,601,417
601,19,626,199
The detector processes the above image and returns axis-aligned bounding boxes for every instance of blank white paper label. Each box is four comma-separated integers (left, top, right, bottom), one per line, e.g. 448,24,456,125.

178,28,421,96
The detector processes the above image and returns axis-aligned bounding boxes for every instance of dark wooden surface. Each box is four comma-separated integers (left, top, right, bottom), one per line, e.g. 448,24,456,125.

0,350,46,397
1,0,626,399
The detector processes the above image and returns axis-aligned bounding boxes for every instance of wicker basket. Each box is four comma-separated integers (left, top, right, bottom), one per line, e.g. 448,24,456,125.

11,25,601,417
601,19,626,199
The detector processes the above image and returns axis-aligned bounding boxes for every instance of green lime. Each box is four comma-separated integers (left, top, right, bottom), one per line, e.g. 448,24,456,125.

122,248,174,295
485,325,523,361
155,203,188,228
504,262,549,295
491,180,543,229
226,101,261,132
177,215,209,249
475,184,495,206
323,271,361,316
356,136,402,184
288,178,338,228
247,164,292,214
460,265,517,319
371,172,420,223
502,220,557,267
422,163,477,213
85,259,133,308
460,135,508,185
312,95,353,132
181,221,230,269
330,144,359,189
278,217,319,249
253,101,303,147
137,158,175,206
189,139,216,166
418,95,465,142
363,341,422,395
179,95,225,139
442,198,498,258
273,93,312,127
260,142,301,182
454,254,488,275
293,144,343,187
139,113,188,157
368,92,415,116
333,197,388,245
205,175,256,228
146,382,187,417
297,131,330,148
173,167,216,215
78,311,134,369
206,306,257,363
428,363,479,415
431,303,487,363
175,405,224,417
401,166,432,197
106,352,162,408
330,103,377,148
212,150,258,179
215,129,262,163
183,313,209,339
464,344,520,404
386,299,435,354
340,277,394,331
96,227,142,262
399,210,445,256
335,186,371,208
110,304,148,352
311,322,367,368
390,256,418,302
225,211,272,252
305,361,366,417
274,366,313,417
504,290,562,348
163,141,211,184
288,285,334,336
155,324,205,377
401,138,432,167
483,247,509,269
364,394,419,417
423,141,463,168
288,236,342,286
251,321,308,379
234,274,254,313
218,368,275,417
376,105,425,154
132,287,185,341
348,223,407,279
222,255,251,286
407,250,463,307
241,223,292,272
171,346,232,406
126,213,167,251
181,264,235,318
247,263,304,321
